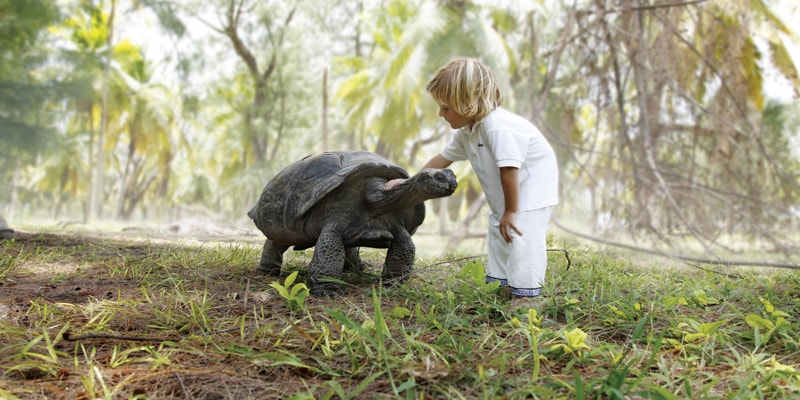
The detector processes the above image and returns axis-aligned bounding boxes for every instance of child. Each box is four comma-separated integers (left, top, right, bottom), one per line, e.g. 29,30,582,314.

386,57,559,307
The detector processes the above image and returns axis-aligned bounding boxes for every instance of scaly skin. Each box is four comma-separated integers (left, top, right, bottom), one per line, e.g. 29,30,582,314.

248,151,457,296
0,214,15,241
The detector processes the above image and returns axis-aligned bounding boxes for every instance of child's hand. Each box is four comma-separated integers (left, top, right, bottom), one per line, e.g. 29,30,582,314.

500,211,522,243
384,178,406,190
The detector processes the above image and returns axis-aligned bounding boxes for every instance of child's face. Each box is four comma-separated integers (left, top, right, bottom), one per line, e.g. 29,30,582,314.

437,102,474,130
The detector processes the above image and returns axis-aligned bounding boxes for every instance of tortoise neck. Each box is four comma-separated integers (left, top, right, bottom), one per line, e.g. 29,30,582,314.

367,175,427,215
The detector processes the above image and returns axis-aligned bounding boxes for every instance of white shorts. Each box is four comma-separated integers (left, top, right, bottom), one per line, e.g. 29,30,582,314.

485,206,553,297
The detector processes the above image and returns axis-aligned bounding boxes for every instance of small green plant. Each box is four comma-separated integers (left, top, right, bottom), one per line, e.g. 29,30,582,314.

270,271,310,311
689,288,720,307
78,363,112,400
0,253,17,281
108,344,172,369
551,327,591,358
5,325,70,379
458,261,501,295
677,318,729,343
743,297,793,347
512,308,545,380
0,388,21,400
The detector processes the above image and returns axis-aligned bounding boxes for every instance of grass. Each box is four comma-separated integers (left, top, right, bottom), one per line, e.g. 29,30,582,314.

0,229,799,399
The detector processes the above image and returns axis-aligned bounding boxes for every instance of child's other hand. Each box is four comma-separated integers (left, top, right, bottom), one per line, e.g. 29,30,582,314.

500,211,522,243
384,178,406,190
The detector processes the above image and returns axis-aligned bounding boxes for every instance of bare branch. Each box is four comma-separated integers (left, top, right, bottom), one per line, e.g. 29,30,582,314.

632,0,715,254
532,1,577,115
551,218,800,270
577,0,707,16
225,0,260,79
261,2,298,82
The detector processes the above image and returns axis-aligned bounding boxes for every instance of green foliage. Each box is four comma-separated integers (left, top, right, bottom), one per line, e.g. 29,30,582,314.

1,0,797,244
457,261,501,295
551,327,591,356
0,0,60,166
333,0,516,163
0,246,19,281
742,297,794,347
269,271,310,311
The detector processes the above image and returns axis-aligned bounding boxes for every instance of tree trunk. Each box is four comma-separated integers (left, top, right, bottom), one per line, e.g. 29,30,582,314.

224,0,296,166
322,68,329,152
9,159,20,222
91,0,116,221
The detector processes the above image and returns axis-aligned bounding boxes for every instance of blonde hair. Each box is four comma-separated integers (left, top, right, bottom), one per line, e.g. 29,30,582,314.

426,57,503,121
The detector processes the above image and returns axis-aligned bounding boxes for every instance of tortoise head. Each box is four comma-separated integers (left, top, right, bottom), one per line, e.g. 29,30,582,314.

414,168,457,199
366,168,457,215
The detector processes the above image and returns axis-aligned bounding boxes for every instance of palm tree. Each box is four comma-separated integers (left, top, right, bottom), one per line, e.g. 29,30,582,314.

335,0,517,162
107,42,186,220
56,0,124,221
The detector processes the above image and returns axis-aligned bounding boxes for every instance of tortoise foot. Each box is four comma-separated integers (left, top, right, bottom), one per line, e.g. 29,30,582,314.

0,228,15,241
309,282,344,297
256,263,282,276
382,269,411,282
347,270,380,284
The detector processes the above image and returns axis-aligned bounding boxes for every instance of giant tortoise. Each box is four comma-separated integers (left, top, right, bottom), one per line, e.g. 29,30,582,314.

247,151,457,295
0,213,14,240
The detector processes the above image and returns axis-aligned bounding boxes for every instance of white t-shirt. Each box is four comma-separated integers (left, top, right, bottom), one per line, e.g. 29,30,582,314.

440,107,559,224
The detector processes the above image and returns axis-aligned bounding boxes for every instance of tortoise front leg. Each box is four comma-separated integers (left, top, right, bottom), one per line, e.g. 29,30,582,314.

258,239,288,276
309,227,346,296
382,228,415,283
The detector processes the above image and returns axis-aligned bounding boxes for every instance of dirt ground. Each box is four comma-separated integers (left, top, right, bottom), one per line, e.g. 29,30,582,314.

0,229,262,313
1,232,143,316
0,229,421,399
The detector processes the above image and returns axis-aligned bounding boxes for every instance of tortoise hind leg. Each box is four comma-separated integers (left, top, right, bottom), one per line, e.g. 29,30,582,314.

344,247,381,284
258,239,287,275
344,247,367,273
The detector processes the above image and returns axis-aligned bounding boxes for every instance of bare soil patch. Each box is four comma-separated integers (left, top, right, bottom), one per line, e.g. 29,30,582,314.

1,230,411,399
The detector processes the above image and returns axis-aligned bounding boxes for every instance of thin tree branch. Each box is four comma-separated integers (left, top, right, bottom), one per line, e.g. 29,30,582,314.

551,217,800,270
633,0,715,254
577,0,707,16
532,0,577,115
225,0,260,79
261,2,297,82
